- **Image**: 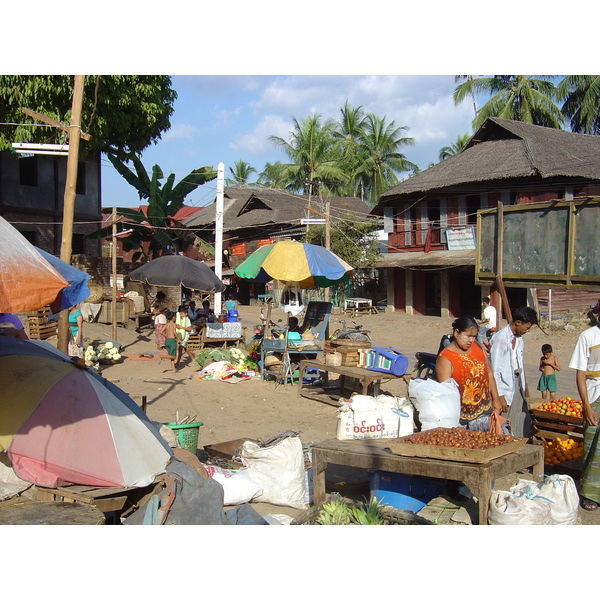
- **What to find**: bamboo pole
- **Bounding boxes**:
[57,76,85,354]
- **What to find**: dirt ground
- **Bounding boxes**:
[45,303,600,525]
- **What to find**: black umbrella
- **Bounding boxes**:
[128,255,225,292]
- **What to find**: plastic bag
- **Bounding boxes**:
[203,464,263,506]
[408,378,461,430]
[240,435,307,510]
[336,394,414,440]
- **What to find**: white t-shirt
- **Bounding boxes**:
[483,305,497,328]
[569,325,600,377]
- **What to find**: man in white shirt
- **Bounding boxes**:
[569,324,600,510]
[477,297,497,347]
[489,306,538,438]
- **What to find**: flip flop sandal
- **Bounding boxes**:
[580,497,599,511]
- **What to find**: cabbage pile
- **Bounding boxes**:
[85,341,122,365]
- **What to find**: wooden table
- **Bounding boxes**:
[310,438,544,525]
[298,359,407,396]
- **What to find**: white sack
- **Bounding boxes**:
[336,394,414,440]
[240,436,307,510]
[203,464,263,506]
[408,378,461,430]
[488,489,552,525]
[536,474,580,525]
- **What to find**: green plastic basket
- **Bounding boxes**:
[165,422,203,454]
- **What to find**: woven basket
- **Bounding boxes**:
[86,281,104,304]
[165,422,203,454]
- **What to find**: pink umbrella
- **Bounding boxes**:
[0,336,173,488]
[0,216,69,313]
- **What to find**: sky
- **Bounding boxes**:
[11,3,589,215]
[100,74,478,208]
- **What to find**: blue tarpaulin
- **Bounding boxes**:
[35,247,91,312]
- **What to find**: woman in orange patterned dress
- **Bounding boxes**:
[436,316,505,431]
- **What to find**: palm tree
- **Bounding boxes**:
[454,76,565,130]
[439,133,471,161]
[256,161,289,189]
[331,101,368,198]
[355,113,417,205]
[557,75,600,134]
[226,159,257,187]
[454,76,478,117]
[268,114,348,196]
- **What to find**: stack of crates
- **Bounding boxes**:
[26,307,57,340]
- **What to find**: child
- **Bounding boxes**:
[537,343,561,400]
[153,303,167,350]
[175,305,196,367]
[162,311,179,373]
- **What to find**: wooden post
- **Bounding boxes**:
[57,75,85,354]
[495,275,512,324]
[324,200,331,303]
[495,201,505,323]
[111,206,118,341]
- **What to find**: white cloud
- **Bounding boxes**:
[161,123,200,142]
[229,114,291,158]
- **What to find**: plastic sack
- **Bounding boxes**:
[502,475,579,525]
[203,464,263,506]
[240,436,307,510]
[336,394,414,440]
[488,488,552,525]
[408,378,461,430]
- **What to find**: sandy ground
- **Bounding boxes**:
[44,303,600,525]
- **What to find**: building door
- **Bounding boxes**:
[424,272,441,316]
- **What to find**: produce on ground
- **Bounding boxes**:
[542,437,584,465]
[536,397,583,419]
[404,428,518,449]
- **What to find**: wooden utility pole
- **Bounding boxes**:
[111,206,118,341]
[57,76,86,354]
[324,200,331,302]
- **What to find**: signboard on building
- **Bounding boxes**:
[445,226,476,250]
[258,238,275,247]
[476,199,600,289]
[231,242,246,257]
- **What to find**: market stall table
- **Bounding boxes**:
[187,321,245,352]
[310,438,544,525]
[297,359,409,398]
[343,297,378,317]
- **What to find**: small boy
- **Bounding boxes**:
[537,343,561,400]
[161,310,179,373]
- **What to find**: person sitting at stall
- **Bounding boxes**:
[435,315,505,432]
[154,291,167,313]
[0,313,28,340]
[288,316,304,334]
[187,301,200,321]
[201,300,214,317]
[224,295,237,311]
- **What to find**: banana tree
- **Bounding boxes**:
[89,153,217,261]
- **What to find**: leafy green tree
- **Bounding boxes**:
[268,114,348,196]
[302,211,381,268]
[454,75,478,117]
[454,75,564,130]
[88,154,217,260]
[355,114,416,205]
[558,75,600,134]
[331,102,368,198]
[256,161,289,188]
[226,159,257,187]
[439,133,470,160]
[0,75,177,158]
